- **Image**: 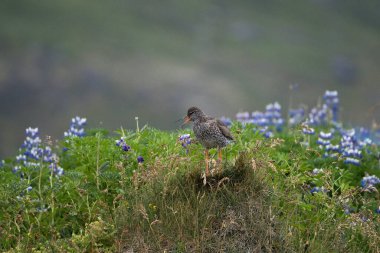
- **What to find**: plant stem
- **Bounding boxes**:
[135,116,140,133]
[96,132,101,190]
[50,163,55,226]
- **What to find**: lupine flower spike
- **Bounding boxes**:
[116,137,131,152]
[179,134,192,154]
[64,116,87,137]
[137,156,144,163]
[361,174,380,192]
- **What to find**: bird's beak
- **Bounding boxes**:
[181,116,191,127]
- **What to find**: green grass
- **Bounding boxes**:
[0,123,379,252]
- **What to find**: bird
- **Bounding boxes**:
[182,106,234,176]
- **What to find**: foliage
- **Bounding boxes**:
[0,116,379,252]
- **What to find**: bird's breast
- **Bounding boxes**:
[193,122,228,149]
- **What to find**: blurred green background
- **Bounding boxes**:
[1,0,380,157]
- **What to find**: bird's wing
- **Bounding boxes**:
[216,119,234,140]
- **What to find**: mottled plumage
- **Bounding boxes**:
[183,106,234,176]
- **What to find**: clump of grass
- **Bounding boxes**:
[115,150,285,252]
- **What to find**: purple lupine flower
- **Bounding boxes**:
[64,116,87,137]
[43,146,55,163]
[375,207,380,214]
[289,108,305,126]
[258,126,274,138]
[16,155,27,162]
[323,90,339,122]
[264,130,274,138]
[344,157,360,166]
[236,111,251,125]
[252,111,268,126]
[264,102,284,128]
[310,186,325,194]
[361,175,380,189]
[137,156,144,163]
[18,127,65,177]
[24,162,40,168]
[358,138,372,148]
[26,127,39,138]
[122,144,131,152]
[302,127,315,135]
[179,134,192,154]
[342,148,362,158]
[22,127,42,160]
[220,116,232,127]
[308,104,329,126]
[341,128,355,137]
[49,163,64,176]
[319,131,333,140]
[116,137,131,152]
[179,134,191,142]
[317,138,331,146]
[13,166,21,173]
[325,144,340,152]
[340,135,354,150]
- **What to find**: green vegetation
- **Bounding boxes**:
[1,122,379,252]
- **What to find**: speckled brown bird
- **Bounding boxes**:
[183,106,234,176]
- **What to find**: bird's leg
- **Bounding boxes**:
[217,147,223,171]
[205,149,210,176]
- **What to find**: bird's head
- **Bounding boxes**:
[182,106,205,125]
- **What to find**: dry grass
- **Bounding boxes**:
[115,152,286,252]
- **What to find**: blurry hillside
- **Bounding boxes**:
[1,0,380,157]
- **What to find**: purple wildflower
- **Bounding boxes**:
[342,148,362,158]
[264,130,274,138]
[137,156,144,163]
[323,90,339,122]
[236,112,251,125]
[14,127,64,178]
[317,138,331,146]
[325,144,340,152]
[308,104,329,126]
[64,116,86,137]
[302,127,315,135]
[264,102,284,128]
[361,175,380,189]
[179,134,192,154]
[220,116,232,127]
[319,131,333,140]
[310,186,325,194]
[49,163,64,176]
[289,108,305,126]
[116,137,131,152]
[344,157,360,166]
